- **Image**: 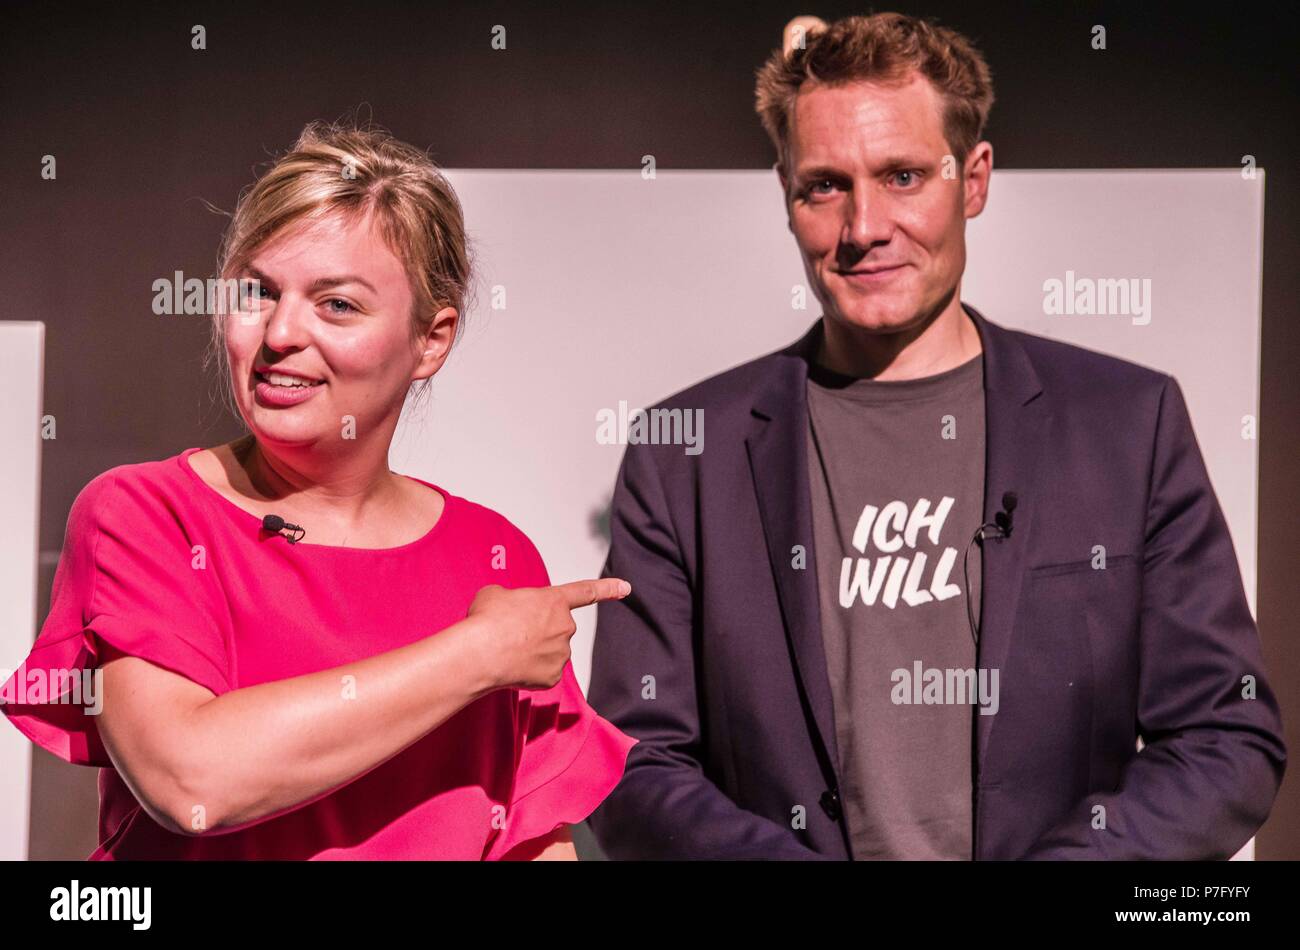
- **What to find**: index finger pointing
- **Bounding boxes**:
[554,578,632,609]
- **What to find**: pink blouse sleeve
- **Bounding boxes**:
[483,524,636,860]
[1,471,231,767]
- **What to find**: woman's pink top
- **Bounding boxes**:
[1,447,635,859]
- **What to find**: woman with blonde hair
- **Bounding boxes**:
[1,121,635,860]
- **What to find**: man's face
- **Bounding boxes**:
[780,71,991,335]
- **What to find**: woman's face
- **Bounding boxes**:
[225,209,454,452]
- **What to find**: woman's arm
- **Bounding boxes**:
[95,579,629,837]
[528,825,577,861]
[492,824,576,860]
[97,614,495,836]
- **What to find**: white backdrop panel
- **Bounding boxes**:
[393,169,1262,697]
[0,322,45,861]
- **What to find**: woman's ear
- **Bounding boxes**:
[413,306,459,381]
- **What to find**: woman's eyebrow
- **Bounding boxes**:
[241,266,276,289]
[307,275,379,294]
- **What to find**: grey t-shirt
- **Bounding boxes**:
[805,352,985,860]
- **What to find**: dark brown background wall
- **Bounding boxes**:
[2,0,1295,859]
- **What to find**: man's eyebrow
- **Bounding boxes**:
[792,165,849,182]
[793,156,935,180]
[873,154,933,168]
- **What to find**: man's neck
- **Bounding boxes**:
[816,295,982,381]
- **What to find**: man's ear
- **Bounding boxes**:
[962,141,994,219]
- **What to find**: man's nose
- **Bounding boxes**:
[839,190,892,255]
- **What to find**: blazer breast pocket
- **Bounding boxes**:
[1021,553,1142,719]
[1023,554,1143,645]
[1027,553,1138,578]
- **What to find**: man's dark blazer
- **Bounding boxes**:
[586,304,1286,860]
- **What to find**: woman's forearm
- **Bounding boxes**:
[176,614,500,833]
[98,578,618,839]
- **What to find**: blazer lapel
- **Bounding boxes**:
[745,320,843,783]
[964,304,1050,773]
[744,308,1049,792]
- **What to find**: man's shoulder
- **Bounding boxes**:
[634,316,1181,431]
[643,319,1177,410]
[996,322,1174,401]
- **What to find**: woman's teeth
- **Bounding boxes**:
[260,372,323,388]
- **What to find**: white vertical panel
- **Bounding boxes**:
[0,322,44,861]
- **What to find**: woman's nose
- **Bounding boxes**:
[262,294,312,351]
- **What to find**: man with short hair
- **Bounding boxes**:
[586,12,1285,859]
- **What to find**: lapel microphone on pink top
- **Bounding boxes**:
[262,514,306,544]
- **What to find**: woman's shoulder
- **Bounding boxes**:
[446,493,529,538]
[68,446,212,541]
[425,488,550,583]
[45,449,224,630]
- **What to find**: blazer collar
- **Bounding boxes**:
[753,303,1043,418]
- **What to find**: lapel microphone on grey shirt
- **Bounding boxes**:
[993,492,1018,538]
[262,514,306,544]
[964,492,1019,646]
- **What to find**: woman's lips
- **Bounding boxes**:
[253,373,325,408]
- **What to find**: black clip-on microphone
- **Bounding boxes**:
[262,514,306,544]
[964,492,1018,646]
